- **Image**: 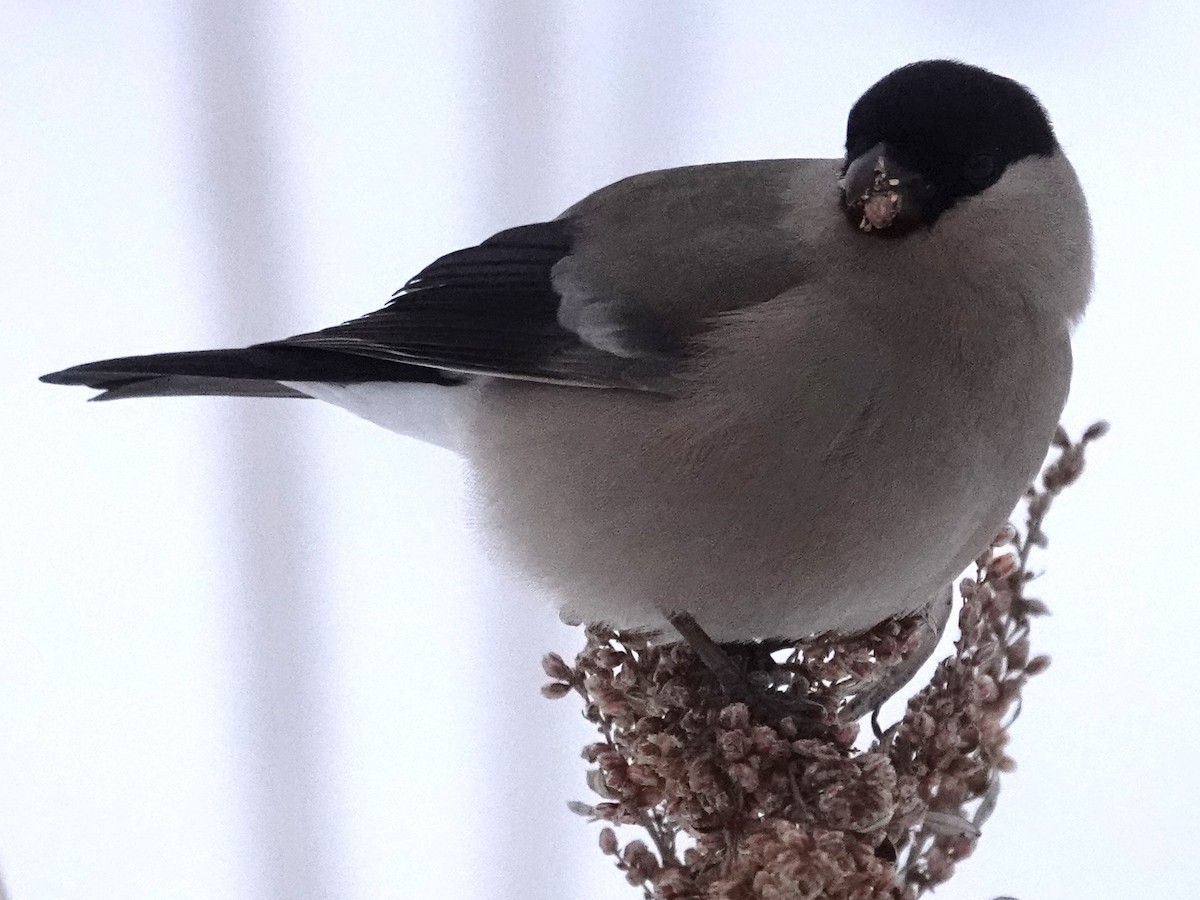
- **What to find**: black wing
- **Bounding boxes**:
[269,221,670,389]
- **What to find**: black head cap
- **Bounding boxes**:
[843,61,1057,224]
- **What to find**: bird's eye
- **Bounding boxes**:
[964,153,999,186]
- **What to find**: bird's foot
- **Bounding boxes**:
[665,611,832,737]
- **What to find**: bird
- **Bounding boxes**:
[42,60,1092,663]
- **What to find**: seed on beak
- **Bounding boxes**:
[856,157,902,231]
[862,191,901,230]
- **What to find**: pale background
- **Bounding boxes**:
[2,1,1196,898]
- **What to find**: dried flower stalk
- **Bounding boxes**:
[544,422,1107,899]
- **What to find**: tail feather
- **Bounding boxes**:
[40,346,460,400]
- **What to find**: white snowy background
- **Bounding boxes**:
[2,2,1196,897]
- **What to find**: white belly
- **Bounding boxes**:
[282,380,472,451]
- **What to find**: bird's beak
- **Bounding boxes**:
[839,142,931,235]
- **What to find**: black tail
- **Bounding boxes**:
[40,345,460,401]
